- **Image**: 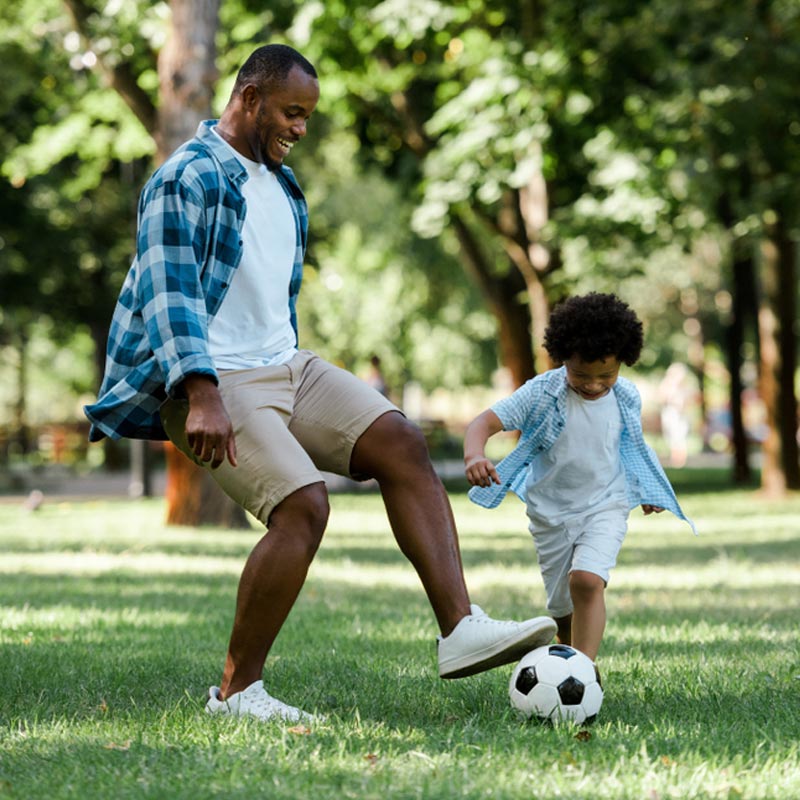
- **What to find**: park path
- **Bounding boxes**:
[0,453,731,505]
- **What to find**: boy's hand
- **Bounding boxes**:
[641,504,664,515]
[465,455,500,487]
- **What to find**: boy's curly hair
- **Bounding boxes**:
[544,293,643,366]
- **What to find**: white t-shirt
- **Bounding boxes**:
[525,388,627,527]
[208,130,298,370]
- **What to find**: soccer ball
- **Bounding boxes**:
[509,644,603,724]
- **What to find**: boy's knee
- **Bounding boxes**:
[569,569,605,599]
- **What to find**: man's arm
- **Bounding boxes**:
[182,374,238,469]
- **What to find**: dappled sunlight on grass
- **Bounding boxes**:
[2,488,800,798]
[0,605,193,633]
[0,551,247,575]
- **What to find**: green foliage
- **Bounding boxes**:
[0,320,96,427]
[1,489,800,798]
[295,129,497,391]
[0,0,157,390]
[1,0,798,430]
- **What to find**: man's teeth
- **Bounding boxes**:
[277,138,294,152]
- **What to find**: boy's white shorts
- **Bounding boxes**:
[528,504,629,618]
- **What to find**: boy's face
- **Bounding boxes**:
[564,355,621,400]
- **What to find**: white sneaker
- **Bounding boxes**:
[205,680,316,723]
[437,604,557,679]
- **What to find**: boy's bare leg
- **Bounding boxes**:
[554,614,572,647]
[568,570,606,661]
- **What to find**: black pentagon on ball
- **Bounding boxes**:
[556,675,585,705]
[548,644,578,660]
[515,666,539,695]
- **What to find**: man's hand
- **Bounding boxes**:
[464,455,500,488]
[182,374,238,469]
[641,504,664,515]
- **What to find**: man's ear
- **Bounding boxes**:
[240,84,261,112]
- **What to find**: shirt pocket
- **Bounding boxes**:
[605,420,624,451]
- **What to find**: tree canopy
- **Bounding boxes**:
[1,0,798,489]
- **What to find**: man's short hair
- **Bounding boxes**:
[233,44,317,95]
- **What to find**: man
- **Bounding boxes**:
[85,44,556,722]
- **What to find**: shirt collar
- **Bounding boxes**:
[195,120,305,201]
[195,120,248,188]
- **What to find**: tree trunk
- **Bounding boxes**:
[12,322,30,454]
[757,214,799,495]
[518,165,554,373]
[451,213,535,387]
[773,215,799,488]
[726,255,750,483]
[164,443,252,528]
[716,180,758,484]
[156,0,221,160]
[157,0,248,528]
[757,301,784,496]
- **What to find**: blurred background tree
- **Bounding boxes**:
[1,0,797,511]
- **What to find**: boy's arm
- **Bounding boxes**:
[464,409,504,487]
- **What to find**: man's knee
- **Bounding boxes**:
[371,412,430,464]
[269,483,330,549]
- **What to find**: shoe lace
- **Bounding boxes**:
[251,688,306,719]
[470,611,517,627]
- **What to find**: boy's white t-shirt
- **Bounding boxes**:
[207,130,298,370]
[525,387,627,528]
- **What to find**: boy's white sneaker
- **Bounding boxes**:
[437,604,557,679]
[205,680,316,723]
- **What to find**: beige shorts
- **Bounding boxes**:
[160,350,398,525]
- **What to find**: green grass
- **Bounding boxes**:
[1,481,799,799]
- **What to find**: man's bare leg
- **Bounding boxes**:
[219,482,329,699]
[350,411,471,636]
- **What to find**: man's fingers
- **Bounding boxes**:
[226,437,238,468]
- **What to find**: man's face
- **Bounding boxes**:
[564,355,621,400]
[248,65,319,171]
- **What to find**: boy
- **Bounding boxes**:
[464,293,695,663]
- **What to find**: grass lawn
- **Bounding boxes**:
[1,475,799,799]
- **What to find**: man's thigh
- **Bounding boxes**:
[161,364,323,525]
[288,351,398,478]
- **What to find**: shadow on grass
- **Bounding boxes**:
[3,531,798,573]
[2,566,797,733]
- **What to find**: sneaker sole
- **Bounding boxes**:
[439,617,558,679]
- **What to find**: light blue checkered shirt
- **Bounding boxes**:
[469,367,697,534]
[84,121,309,442]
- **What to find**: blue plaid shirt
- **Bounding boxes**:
[469,367,696,534]
[84,120,309,441]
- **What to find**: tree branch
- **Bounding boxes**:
[62,0,158,136]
